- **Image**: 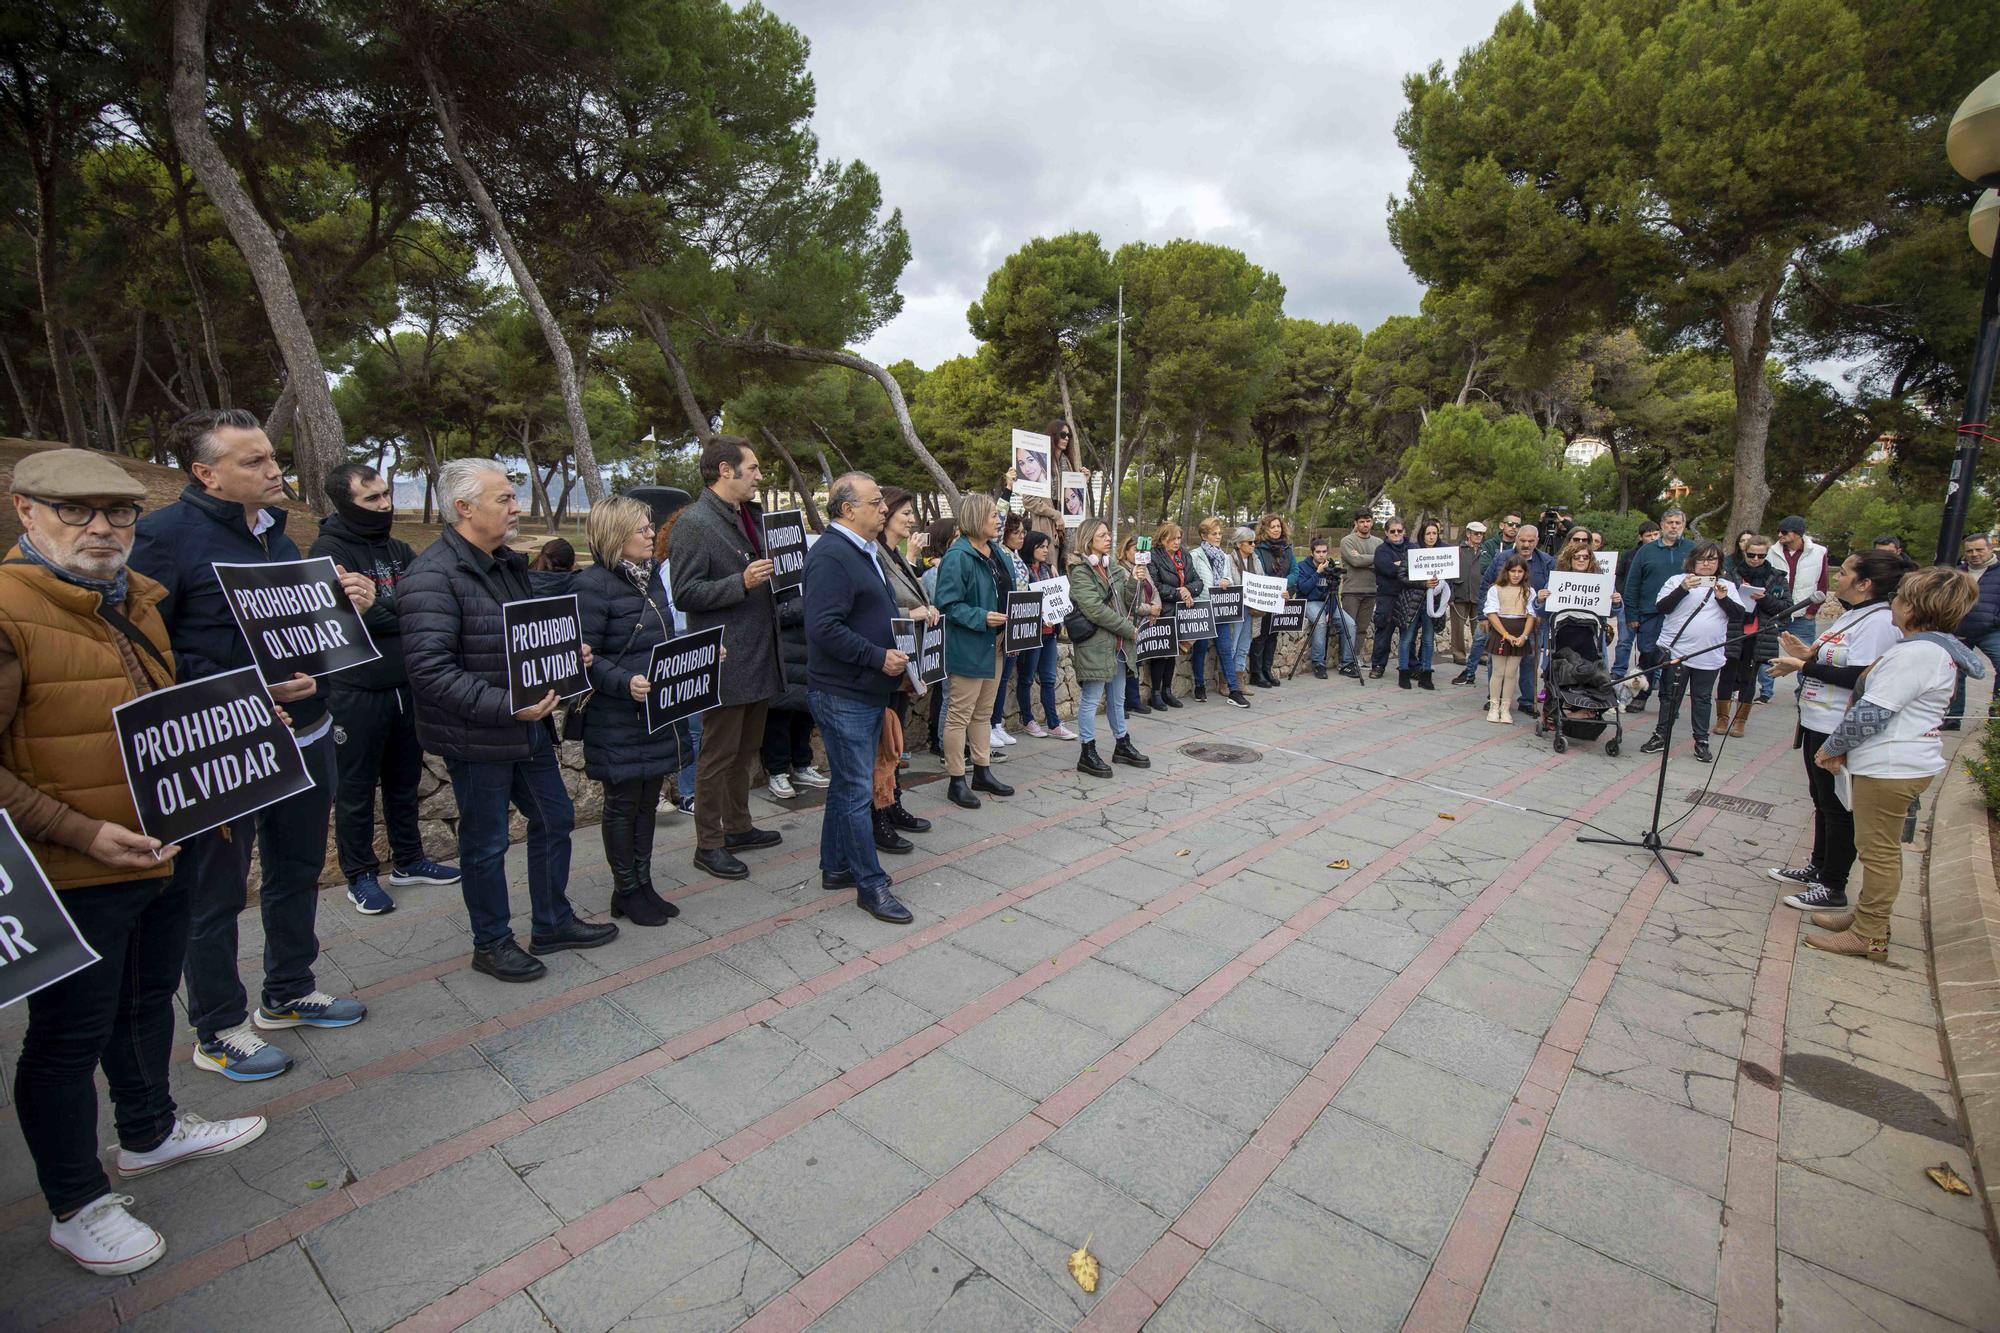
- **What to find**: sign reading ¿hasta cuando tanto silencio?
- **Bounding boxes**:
[0,809,104,1011]
[760,509,808,592]
[644,625,724,732]
[214,557,381,685]
[113,666,316,845]
[502,594,590,713]
[1005,590,1045,655]
[1241,573,1287,615]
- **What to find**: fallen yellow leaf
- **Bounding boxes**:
[1326,859,1351,870]
[1437,812,1457,821]
[1068,1235,1100,1293]
[1174,848,1191,857]
[1927,1163,1973,1196]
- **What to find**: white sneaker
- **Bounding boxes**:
[791,765,830,789]
[49,1194,164,1276]
[990,725,1016,747]
[767,773,796,800]
[117,1113,268,1179]
[1049,723,1078,740]
[1024,720,1049,738]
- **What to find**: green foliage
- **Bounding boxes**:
[1388,404,1574,523]
[1963,714,2000,818]
[1807,478,1994,563]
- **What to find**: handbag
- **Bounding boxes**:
[1063,608,1098,644]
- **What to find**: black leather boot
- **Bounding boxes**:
[971,765,1013,797]
[1077,740,1113,778]
[948,775,980,809]
[1419,671,1435,691]
[1147,688,1168,710]
[886,797,930,833]
[1398,670,1412,689]
[872,807,913,854]
[1113,735,1151,768]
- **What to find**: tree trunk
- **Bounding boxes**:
[1053,365,1103,478]
[169,0,343,506]
[1717,279,1782,538]
[263,376,296,452]
[422,57,605,505]
[30,164,90,448]
[1180,430,1200,532]
[0,339,39,438]
[760,428,825,532]
[1286,438,1313,515]
[631,301,717,444]
[1259,434,1273,512]
[78,333,121,454]
[120,315,147,445]
[168,156,231,406]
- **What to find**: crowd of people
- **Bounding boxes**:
[5,407,1991,1278]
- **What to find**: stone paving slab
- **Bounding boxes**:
[5,674,2000,1331]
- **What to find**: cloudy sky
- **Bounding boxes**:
[767,0,1517,370]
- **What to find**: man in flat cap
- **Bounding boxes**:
[1,449,266,1275]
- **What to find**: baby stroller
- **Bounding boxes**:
[1536,608,1623,756]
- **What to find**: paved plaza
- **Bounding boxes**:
[4,672,1998,1332]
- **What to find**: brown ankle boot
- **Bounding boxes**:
[1804,926,1887,960]
[1728,701,1749,738]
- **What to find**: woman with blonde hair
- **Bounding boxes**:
[1068,518,1151,776]
[933,492,1014,809]
[575,497,687,925]
[1144,520,1204,708]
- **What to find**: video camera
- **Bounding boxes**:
[1537,506,1574,554]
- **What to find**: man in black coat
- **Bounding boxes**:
[130,409,377,1082]
[805,472,913,924]
[308,462,458,917]
[398,458,616,983]
[669,439,784,880]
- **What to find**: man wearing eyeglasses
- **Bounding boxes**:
[1,449,269,1275]
[130,409,377,1083]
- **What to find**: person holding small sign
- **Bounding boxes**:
[131,410,375,1081]
[3,449,269,1275]
[871,488,937,851]
[1145,522,1204,708]
[1250,515,1296,688]
[1637,541,1748,764]
[1067,519,1152,777]
[401,459,617,982]
[575,498,691,927]
[1015,531,1075,737]
[934,493,1016,809]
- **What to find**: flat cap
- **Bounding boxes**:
[11,449,147,501]
[1777,515,1808,535]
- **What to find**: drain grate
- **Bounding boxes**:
[1687,791,1776,818]
[1179,740,1262,765]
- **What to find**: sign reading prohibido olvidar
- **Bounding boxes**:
[502,594,589,712]
[113,666,315,845]
[214,557,381,684]
[1005,590,1045,655]
[0,810,104,1010]
[645,626,725,732]
[1136,616,1179,661]
[760,509,808,592]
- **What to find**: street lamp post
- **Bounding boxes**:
[1936,70,2000,565]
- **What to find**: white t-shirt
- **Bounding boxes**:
[1798,603,1901,733]
[1847,638,1956,779]
[1482,584,1534,617]
[1655,575,1746,671]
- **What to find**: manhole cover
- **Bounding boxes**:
[1686,792,1776,818]
[1179,741,1261,764]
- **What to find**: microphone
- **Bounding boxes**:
[1768,590,1826,620]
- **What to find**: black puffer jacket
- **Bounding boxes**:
[398,527,549,763]
[771,589,810,713]
[574,562,690,783]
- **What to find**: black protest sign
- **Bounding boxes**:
[1136,616,1179,661]
[215,558,381,685]
[1209,588,1245,624]
[114,666,316,845]
[644,625,724,732]
[1270,600,1306,633]
[1175,602,1216,642]
[892,618,918,657]
[761,509,808,592]
[0,810,103,1010]
[918,619,946,684]
[502,595,589,713]
[1005,591,1045,655]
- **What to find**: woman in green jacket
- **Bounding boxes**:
[1067,518,1153,778]
[933,492,1014,808]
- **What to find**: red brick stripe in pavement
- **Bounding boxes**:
[381,722,1556,1332]
[49,691,1457,1329]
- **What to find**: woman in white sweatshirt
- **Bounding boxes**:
[1638,541,1748,764]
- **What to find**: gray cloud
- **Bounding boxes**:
[769,0,1516,368]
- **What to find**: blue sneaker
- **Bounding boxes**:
[388,857,460,886]
[254,991,368,1030]
[347,873,396,915]
[192,1023,293,1082]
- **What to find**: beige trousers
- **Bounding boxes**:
[942,646,1003,776]
[1849,771,1933,940]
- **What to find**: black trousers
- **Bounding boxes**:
[1653,663,1717,743]
[1370,601,1396,670]
[1716,655,1758,704]
[1254,627,1280,679]
[600,776,666,891]
[1148,657,1177,692]
[760,706,816,774]
[15,876,185,1216]
[329,684,426,880]
[1801,727,1857,891]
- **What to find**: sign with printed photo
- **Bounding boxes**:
[1060,471,1089,527]
[214,557,381,685]
[1010,428,1052,498]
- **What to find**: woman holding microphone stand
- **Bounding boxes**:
[1637,542,1747,764]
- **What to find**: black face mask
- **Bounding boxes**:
[334,493,394,538]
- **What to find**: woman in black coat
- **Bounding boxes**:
[759,589,824,798]
[575,498,690,926]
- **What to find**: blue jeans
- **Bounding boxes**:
[1465,622,1488,677]
[1017,639,1059,724]
[1189,635,1212,689]
[1232,618,1254,681]
[992,653,1017,726]
[445,729,577,949]
[1398,614,1436,672]
[1518,622,1545,709]
[1755,663,1774,702]
[1079,659,1130,744]
[676,712,703,802]
[1949,629,2000,722]
[1212,621,1241,690]
[808,690,889,892]
[1302,599,1350,668]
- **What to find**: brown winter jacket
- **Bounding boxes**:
[0,549,176,888]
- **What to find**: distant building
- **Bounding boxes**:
[1661,477,1690,502]
[1564,436,1608,467]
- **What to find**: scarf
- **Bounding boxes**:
[19,532,128,606]
[332,495,395,539]
[618,558,655,593]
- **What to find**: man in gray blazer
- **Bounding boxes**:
[670,440,785,880]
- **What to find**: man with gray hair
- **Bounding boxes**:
[399,458,617,983]
[132,409,377,1082]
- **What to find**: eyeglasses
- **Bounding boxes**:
[1745,552,1767,561]
[1387,528,1405,536]
[30,497,142,528]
